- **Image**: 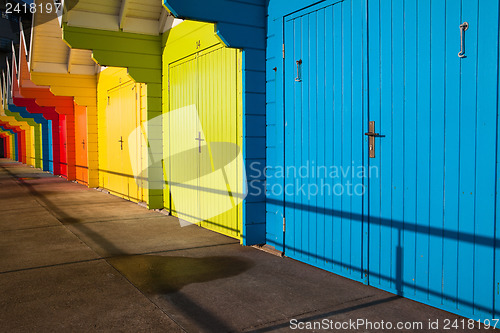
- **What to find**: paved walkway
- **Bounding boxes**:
[0,159,489,332]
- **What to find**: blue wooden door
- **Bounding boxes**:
[283,0,366,282]
[367,0,499,320]
[282,0,499,320]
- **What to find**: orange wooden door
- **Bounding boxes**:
[75,104,88,185]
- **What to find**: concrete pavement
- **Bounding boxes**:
[0,159,491,332]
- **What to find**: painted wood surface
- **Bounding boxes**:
[267,0,500,321]
[163,22,243,239]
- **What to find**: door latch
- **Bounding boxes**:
[365,121,385,158]
[458,22,469,58]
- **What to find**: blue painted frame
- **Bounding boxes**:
[8,104,51,172]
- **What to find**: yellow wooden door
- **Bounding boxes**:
[197,47,242,239]
[104,80,142,201]
[167,45,243,239]
[105,86,124,196]
[167,54,201,223]
[30,127,36,167]
[121,82,141,202]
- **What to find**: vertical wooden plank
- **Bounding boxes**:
[341,0,353,276]
[473,0,498,318]
[324,5,334,271]
[332,3,343,273]
[124,83,132,200]
[443,0,461,310]
[308,11,318,264]
[403,0,418,297]
[130,82,141,201]
[301,14,310,262]
[316,8,326,266]
[415,0,431,301]
[391,0,405,295]
[379,0,393,290]
[368,0,381,286]
[284,18,296,256]
[265,14,283,250]
[457,0,478,316]
[351,0,365,280]
[292,17,303,258]
[428,0,446,306]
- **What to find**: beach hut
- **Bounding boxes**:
[14,30,77,180]
[10,51,61,175]
[29,2,99,186]
[163,0,267,244]
[61,0,171,208]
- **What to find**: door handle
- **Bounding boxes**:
[295,60,302,82]
[364,132,384,137]
[458,22,469,58]
[118,136,124,151]
[365,121,384,158]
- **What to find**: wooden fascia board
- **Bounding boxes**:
[62,23,162,83]
[4,109,38,127]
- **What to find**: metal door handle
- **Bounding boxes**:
[295,60,302,82]
[366,121,384,158]
[458,22,469,58]
[364,132,385,137]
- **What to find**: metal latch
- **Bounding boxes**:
[458,22,469,58]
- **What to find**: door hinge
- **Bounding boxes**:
[282,44,285,59]
[283,217,286,232]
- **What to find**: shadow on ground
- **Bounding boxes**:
[1,160,491,333]
[109,255,254,294]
